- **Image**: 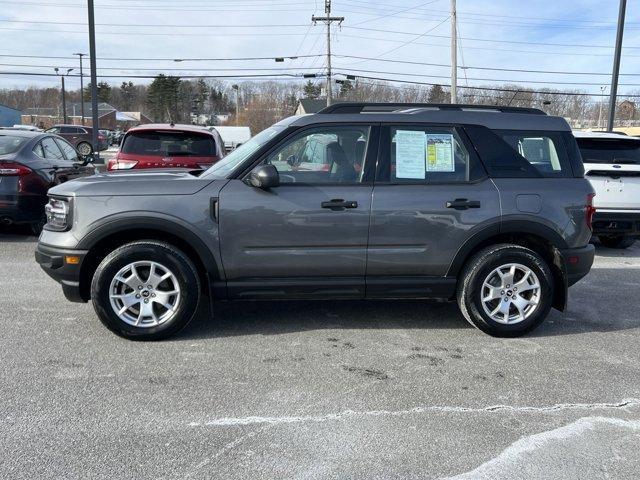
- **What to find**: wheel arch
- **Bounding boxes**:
[77,217,222,302]
[448,220,569,311]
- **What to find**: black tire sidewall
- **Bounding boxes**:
[463,247,553,337]
[91,242,199,340]
[598,235,635,249]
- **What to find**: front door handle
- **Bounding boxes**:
[321,199,358,210]
[446,198,481,210]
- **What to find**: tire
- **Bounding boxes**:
[456,244,554,337]
[90,241,200,340]
[77,141,93,157]
[598,235,636,249]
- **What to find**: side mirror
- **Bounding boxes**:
[247,164,279,189]
[76,152,95,166]
[286,154,299,167]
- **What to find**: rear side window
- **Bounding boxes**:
[40,137,65,160]
[60,126,79,134]
[495,130,572,177]
[576,138,640,164]
[121,131,217,157]
[381,125,484,183]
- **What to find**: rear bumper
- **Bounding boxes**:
[35,243,89,303]
[560,244,595,287]
[592,211,640,236]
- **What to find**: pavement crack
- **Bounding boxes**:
[189,398,640,427]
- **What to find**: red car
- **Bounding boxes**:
[107,124,224,171]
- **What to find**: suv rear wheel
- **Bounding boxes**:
[91,241,200,340]
[77,141,93,157]
[598,235,636,249]
[457,244,553,337]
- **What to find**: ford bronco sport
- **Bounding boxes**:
[36,103,595,340]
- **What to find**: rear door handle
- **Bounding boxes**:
[446,198,481,210]
[321,199,358,210]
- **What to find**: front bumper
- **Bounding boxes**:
[35,243,89,303]
[592,211,640,237]
[560,244,595,287]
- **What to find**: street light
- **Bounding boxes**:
[74,53,87,125]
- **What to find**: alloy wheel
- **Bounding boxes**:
[480,263,541,324]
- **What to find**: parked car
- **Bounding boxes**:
[1,130,95,234]
[107,124,224,171]
[574,131,640,249]
[36,103,595,340]
[45,125,109,156]
[112,129,125,146]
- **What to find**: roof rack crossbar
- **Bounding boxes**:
[317,102,546,115]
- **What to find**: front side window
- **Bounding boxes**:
[46,127,60,134]
[263,126,371,184]
[388,126,471,183]
[55,138,79,161]
[497,130,570,176]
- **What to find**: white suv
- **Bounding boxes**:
[574,131,640,249]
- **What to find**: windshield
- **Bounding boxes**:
[0,135,28,155]
[201,125,285,178]
[121,131,217,157]
[576,138,640,164]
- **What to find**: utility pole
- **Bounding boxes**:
[232,84,240,125]
[55,68,73,123]
[608,0,627,132]
[450,0,457,104]
[74,53,86,125]
[87,0,100,160]
[312,0,344,107]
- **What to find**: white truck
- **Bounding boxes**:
[208,126,251,153]
[574,131,640,249]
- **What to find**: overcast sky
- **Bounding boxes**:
[2,0,640,101]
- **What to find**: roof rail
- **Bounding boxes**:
[317,102,547,115]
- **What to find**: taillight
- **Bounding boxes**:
[0,162,32,176]
[108,159,138,170]
[586,193,596,231]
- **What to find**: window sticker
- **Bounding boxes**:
[395,130,426,179]
[426,134,455,172]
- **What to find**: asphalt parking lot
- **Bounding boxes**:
[1,232,639,479]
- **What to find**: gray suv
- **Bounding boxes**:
[36,103,595,340]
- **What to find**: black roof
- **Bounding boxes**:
[291,102,569,132]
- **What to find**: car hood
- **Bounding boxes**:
[48,169,218,197]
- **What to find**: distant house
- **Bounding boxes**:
[295,99,330,115]
[619,100,637,120]
[0,103,22,127]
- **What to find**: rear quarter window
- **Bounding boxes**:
[121,131,218,157]
[495,130,572,177]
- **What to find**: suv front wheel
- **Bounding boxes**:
[91,241,200,340]
[457,244,554,337]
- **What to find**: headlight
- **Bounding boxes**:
[44,196,71,231]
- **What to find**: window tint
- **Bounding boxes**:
[496,130,571,176]
[121,131,217,157]
[388,126,472,183]
[263,126,371,184]
[40,137,64,160]
[576,138,640,165]
[55,138,79,161]
[60,126,78,134]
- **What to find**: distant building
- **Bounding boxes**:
[618,100,637,121]
[22,103,152,130]
[0,103,22,127]
[295,99,330,115]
